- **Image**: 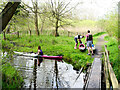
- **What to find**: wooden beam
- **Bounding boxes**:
[85,58,101,89]
[103,52,110,89]
[105,45,118,88]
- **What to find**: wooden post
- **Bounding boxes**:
[3,32,6,40]
[108,51,110,55]
[29,30,31,36]
[17,31,19,38]
[68,31,70,37]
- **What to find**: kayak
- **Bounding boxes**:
[14,51,63,60]
[79,44,86,51]
[34,55,63,60]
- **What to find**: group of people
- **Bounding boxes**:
[74,30,94,55]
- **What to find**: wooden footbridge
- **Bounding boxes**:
[84,45,119,89]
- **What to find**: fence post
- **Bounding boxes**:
[29,30,31,36]
[3,31,6,40]
[68,31,70,37]
[17,31,19,38]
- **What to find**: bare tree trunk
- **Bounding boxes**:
[55,19,59,37]
[0,2,20,33]
[34,0,39,36]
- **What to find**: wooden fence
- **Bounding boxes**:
[103,45,118,89]
[17,30,86,37]
[4,30,87,38]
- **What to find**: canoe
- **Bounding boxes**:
[34,55,63,60]
[14,51,63,60]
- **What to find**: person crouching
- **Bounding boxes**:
[74,35,84,49]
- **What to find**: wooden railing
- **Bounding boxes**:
[103,45,118,89]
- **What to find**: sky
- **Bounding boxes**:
[21,0,120,20]
[70,0,120,20]
[2,0,119,20]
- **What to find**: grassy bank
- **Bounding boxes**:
[104,35,120,81]
[1,62,24,88]
[1,35,24,88]
[1,52,24,88]
[2,32,105,70]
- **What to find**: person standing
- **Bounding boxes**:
[85,30,94,55]
[74,35,84,49]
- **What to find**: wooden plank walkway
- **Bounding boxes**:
[85,58,101,89]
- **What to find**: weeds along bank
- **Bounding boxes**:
[104,35,120,82]
[2,32,105,70]
[1,51,24,88]
[1,35,23,89]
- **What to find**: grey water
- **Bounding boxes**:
[3,52,85,88]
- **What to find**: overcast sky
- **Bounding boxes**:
[20,0,120,20]
[70,0,119,20]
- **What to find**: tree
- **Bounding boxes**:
[7,3,30,34]
[0,2,21,33]
[22,0,40,36]
[38,4,48,34]
[45,0,77,37]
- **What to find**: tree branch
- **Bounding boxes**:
[22,2,35,13]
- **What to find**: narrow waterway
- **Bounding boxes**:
[3,52,85,88]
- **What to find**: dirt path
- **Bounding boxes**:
[94,34,108,58]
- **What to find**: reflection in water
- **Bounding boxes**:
[54,60,58,89]
[12,54,85,88]
[38,58,43,66]
[33,59,37,90]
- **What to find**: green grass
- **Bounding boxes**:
[72,19,97,27]
[93,32,106,37]
[104,35,120,81]
[1,37,24,88]
[1,59,24,88]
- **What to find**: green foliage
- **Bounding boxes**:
[1,61,24,88]
[73,19,97,27]
[97,11,118,38]
[2,40,14,52]
[104,36,119,81]
[93,32,106,37]
[1,40,24,88]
